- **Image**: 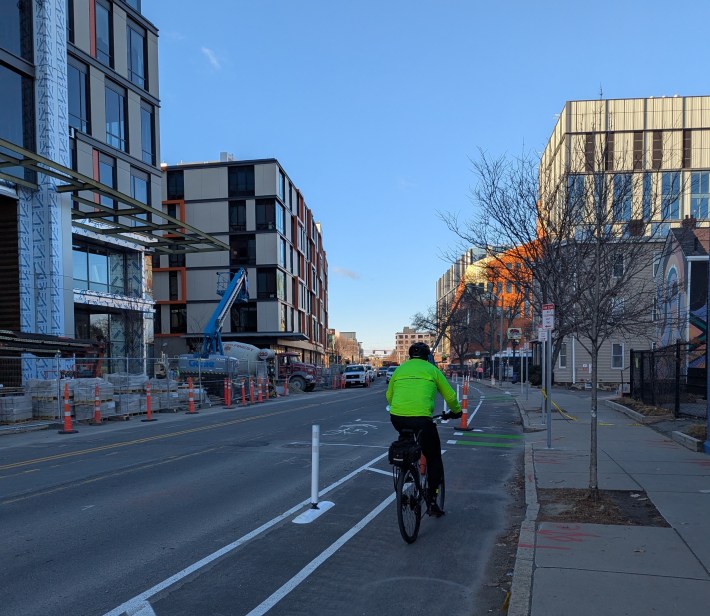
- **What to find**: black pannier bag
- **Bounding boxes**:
[388,438,422,467]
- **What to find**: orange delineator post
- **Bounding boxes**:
[142,382,157,422]
[249,378,255,404]
[58,382,78,434]
[257,376,263,403]
[283,379,288,396]
[458,378,473,431]
[224,378,232,409]
[186,377,198,414]
[91,382,102,425]
[241,379,247,406]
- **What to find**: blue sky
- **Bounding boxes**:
[143,0,709,352]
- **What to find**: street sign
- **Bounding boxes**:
[542,303,555,330]
[507,327,522,340]
[538,328,548,341]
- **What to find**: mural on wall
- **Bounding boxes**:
[688,260,707,370]
[657,256,685,348]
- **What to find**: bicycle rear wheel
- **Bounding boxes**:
[396,466,422,543]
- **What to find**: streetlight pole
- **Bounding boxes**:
[499,297,504,382]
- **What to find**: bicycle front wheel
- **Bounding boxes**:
[396,466,422,543]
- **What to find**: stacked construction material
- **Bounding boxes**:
[73,378,115,420]
[28,379,74,419]
[177,383,210,407]
[0,395,33,422]
[149,378,179,412]
[106,373,149,416]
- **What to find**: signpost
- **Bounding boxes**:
[541,304,554,449]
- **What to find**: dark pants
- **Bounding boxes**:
[390,415,443,498]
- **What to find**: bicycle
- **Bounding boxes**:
[388,413,452,544]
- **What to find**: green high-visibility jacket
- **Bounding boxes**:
[386,358,462,418]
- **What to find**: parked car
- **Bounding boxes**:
[343,364,370,387]
[365,364,376,381]
[386,365,398,383]
[377,366,388,377]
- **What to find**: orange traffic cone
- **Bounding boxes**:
[58,382,78,434]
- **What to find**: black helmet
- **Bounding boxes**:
[408,342,431,360]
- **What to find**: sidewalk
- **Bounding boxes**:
[495,383,710,616]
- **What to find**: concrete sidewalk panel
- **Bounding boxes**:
[650,491,710,566]
[535,522,709,579]
[531,568,710,616]
[535,471,641,490]
[633,472,710,492]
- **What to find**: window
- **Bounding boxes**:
[68,59,90,132]
[230,235,255,265]
[567,174,585,220]
[130,168,149,225]
[140,102,154,164]
[105,82,127,151]
[0,64,35,179]
[276,204,285,234]
[661,172,681,220]
[166,170,184,200]
[558,343,567,369]
[612,254,624,278]
[642,172,652,220]
[124,0,140,9]
[690,171,709,219]
[169,306,187,334]
[228,166,254,197]
[613,173,632,221]
[257,268,277,299]
[72,243,118,293]
[98,153,116,213]
[652,131,663,170]
[168,271,179,300]
[127,22,146,88]
[584,133,594,172]
[229,201,246,231]
[633,131,643,170]
[683,130,692,169]
[278,238,286,267]
[605,132,614,171]
[611,343,624,369]
[611,297,624,320]
[168,248,185,268]
[255,199,276,230]
[278,171,285,201]
[1,0,33,60]
[95,0,113,66]
[231,303,257,332]
[276,270,285,301]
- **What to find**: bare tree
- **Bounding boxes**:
[444,102,680,498]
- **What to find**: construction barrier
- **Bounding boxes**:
[58,382,77,434]
[458,378,473,431]
[141,382,157,422]
[186,377,198,414]
[90,383,103,425]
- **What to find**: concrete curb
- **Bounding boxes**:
[671,430,705,452]
[603,399,674,424]
[507,399,538,616]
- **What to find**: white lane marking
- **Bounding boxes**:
[466,398,484,428]
[126,601,156,616]
[81,505,95,511]
[447,440,457,445]
[103,451,389,616]
[365,467,390,476]
[292,501,335,524]
[245,493,395,616]
[289,441,388,449]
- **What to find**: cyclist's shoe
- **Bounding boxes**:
[427,502,445,517]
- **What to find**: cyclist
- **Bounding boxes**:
[386,342,462,516]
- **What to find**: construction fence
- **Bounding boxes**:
[0,355,345,424]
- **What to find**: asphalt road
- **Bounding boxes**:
[0,378,523,616]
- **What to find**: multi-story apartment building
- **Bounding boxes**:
[154,156,328,365]
[0,0,212,373]
[540,96,710,385]
[394,327,434,365]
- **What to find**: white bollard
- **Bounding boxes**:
[311,424,320,509]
